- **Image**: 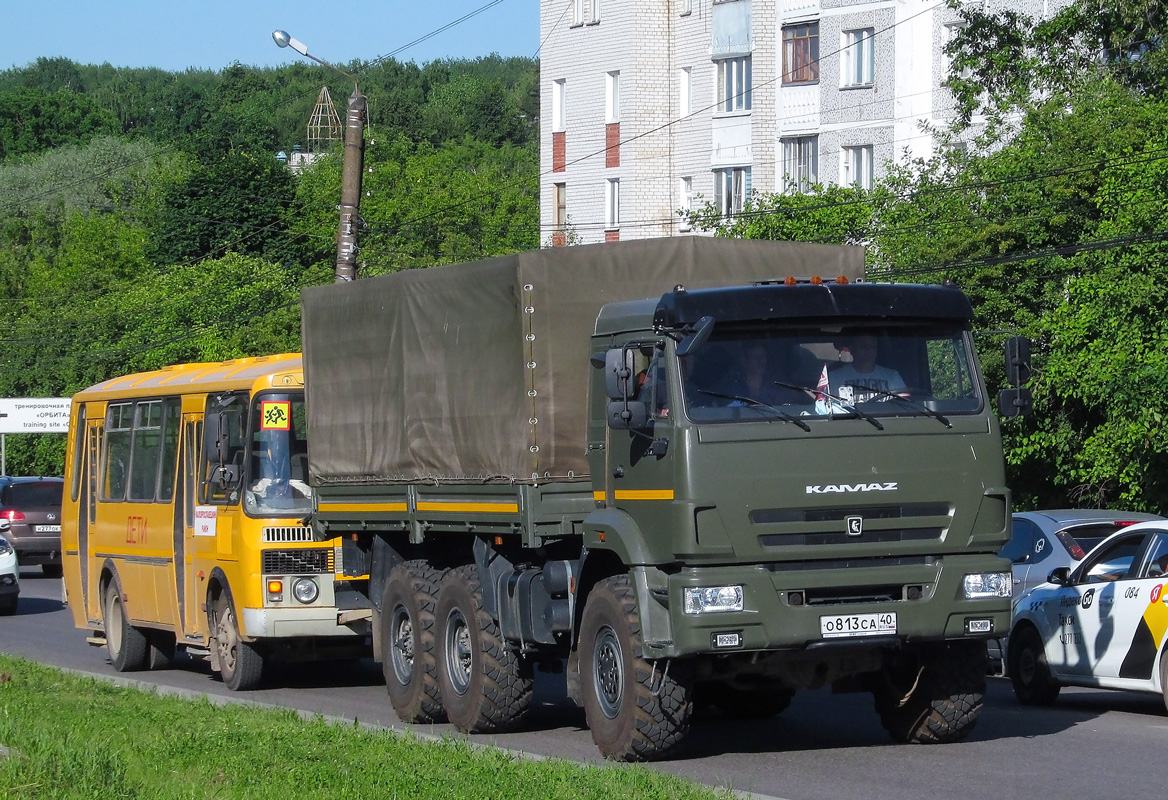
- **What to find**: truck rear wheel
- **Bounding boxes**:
[580,574,693,761]
[435,565,533,733]
[380,560,445,724]
[872,640,985,744]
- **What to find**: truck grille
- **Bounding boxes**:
[759,528,943,547]
[262,548,334,575]
[262,526,313,543]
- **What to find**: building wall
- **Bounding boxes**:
[540,0,1060,246]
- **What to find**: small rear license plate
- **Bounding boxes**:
[34,525,61,533]
[820,612,897,638]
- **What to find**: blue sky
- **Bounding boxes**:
[1,0,540,72]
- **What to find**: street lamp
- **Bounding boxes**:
[273,29,366,283]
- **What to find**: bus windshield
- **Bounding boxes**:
[244,392,312,517]
[680,321,982,423]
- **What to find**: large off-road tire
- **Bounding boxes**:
[380,560,446,724]
[435,565,533,733]
[214,597,264,691]
[1009,625,1061,705]
[104,580,147,672]
[872,640,986,744]
[580,574,693,761]
[699,683,794,719]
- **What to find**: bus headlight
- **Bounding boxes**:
[683,586,743,614]
[962,572,1012,599]
[292,578,320,604]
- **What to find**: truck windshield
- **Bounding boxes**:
[680,322,981,423]
[244,392,312,517]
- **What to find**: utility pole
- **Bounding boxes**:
[273,30,366,282]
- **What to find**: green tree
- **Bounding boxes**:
[0,87,119,160]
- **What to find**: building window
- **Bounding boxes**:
[552,79,566,132]
[782,22,819,84]
[841,28,874,87]
[605,71,620,123]
[679,0,692,15]
[679,177,694,230]
[781,136,818,192]
[842,145,873,190]
[552,183,567,246]
[679,66,692,117]
[573,0,600,25]
[942,22,970,79]
[713,166,750,216]
[716,55,752,112]
[605,178,620,229]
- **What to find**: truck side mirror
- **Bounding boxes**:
[1005,336,1031,387]
[607,400,649,430]
[998,387,1032,418]
[604,348,637,400]
[676,316,714,358]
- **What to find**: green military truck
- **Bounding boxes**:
[301,238,1018,760]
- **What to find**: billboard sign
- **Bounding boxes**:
[0,398,71,434]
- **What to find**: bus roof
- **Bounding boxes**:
[72,353,303,402]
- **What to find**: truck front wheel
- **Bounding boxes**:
[872,640,986,744]
[580,574,693,761]
[380,561,446,724]
[435,565,533,733]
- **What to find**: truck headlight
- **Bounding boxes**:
[962,572,1012,599]
[292,578,320,604]
[683,586,743,614]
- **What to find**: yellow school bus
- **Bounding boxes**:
[61,354,369,689]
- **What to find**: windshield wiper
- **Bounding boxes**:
[843,383,952,428]
[696,390,812,431]
[771,380,884,430]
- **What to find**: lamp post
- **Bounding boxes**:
[273,30,366,283]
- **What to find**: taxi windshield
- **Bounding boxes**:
[680,321,982,423]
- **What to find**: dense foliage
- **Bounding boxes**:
[0,54,539,475]
[689,0,1168,512]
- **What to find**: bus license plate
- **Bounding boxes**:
[820,612,897,638]
[35,525,61,533]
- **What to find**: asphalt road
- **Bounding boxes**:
[4,569,1168,800]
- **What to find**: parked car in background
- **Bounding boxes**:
[0,477,65,578]
[1003,510,1165,598]
[1009,520,1168,709]
[987,509,1165,673]
[0,518,19,615]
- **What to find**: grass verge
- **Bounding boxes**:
[0,653,731,799]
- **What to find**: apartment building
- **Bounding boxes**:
[539,0,1048,246]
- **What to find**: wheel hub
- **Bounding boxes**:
[593,625,623,719]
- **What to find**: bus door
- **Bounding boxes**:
[182,414,206,636]
[81,415,103,620]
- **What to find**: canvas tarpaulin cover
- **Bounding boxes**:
[301,237,863,485]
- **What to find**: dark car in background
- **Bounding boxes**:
[0,477,65,578]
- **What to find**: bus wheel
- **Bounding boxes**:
[436,565,533,733]
[580,574,693,761]
[147,631,177,670]
[214,598,264,691]
[380,560,445,724]
[104,580,147,672]
[873,640,986,744]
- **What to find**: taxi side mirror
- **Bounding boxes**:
[1047,566,1071,586]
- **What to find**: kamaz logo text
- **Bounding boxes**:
[805,482,898,494]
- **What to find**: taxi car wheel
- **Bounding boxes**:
[41,564,63,579]
[380,560,446,724]
[1008,625,1061,705]
[1160,654,1168,714]
[873,640,986,744]
[435,565,533,734]
[580,574,693,761]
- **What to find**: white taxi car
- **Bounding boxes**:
[1009,520,1168,709]
[0,518,19,615]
